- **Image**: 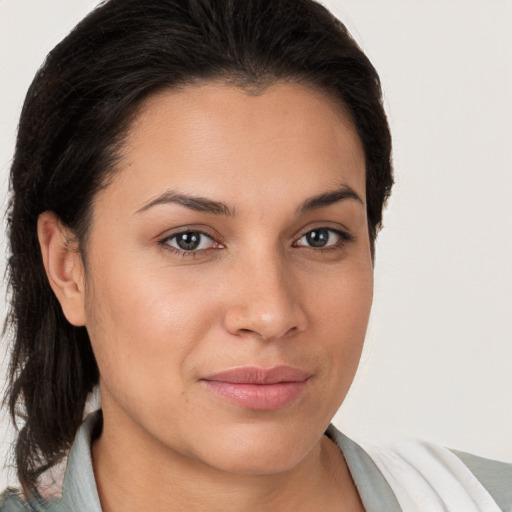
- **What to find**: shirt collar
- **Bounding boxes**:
[326,424,401,512]
[57,410,103,512]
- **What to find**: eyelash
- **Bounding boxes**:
[158,227,353,258]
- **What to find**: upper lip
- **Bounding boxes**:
[202,366,311,384]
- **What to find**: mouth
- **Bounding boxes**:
[200,366,311,410]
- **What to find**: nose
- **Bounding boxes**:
[222,251,308,342]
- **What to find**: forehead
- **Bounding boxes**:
[101,81,366,212]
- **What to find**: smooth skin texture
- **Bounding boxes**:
[38,82,372,511]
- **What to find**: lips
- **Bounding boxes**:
[201,366,311,410]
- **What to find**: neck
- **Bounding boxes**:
[92,409,363,512]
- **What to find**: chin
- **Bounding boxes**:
[208,446,313,476]
[186,420,323,476]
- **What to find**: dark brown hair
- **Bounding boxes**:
[4,0,392,492]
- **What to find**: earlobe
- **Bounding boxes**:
[37,211,87,326]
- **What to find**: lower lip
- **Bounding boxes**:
[201,380,309,410]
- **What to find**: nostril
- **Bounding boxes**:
[234,324,300,342]
[285,326,298,337]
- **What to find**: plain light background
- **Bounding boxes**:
[1,0,511,489]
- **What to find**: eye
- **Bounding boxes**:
[161,231,218,252]
[294,228,350,249]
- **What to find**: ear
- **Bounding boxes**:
[37,211,87,326]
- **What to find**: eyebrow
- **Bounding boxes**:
[135,190,234,216]
[297,185,364,213]
[135,184,363,217]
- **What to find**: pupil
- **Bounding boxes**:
[177,232,200,250]
[307,229,329,247]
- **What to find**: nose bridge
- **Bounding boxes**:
[223,243,306,341]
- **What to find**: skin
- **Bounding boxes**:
[38,82,372,511]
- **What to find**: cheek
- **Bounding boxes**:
[86,245,216,332]
[309,258,373,322]
[82,257,221,401]
[305,262,373,379]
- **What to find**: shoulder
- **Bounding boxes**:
[327,424,512,512]
[367,438,512,512]
[0,488,33,511]
[451,449,512,512]
[0,488,59,512]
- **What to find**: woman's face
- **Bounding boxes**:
[82,82,373,474]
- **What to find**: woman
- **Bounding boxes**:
[1,0,510,511]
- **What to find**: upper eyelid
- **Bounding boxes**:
[294,227,350,244]
[163,229,213,240]
[293,223,351,240]
[160,225,345,237]
[158,226,219,243]
[161,230,217,246]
